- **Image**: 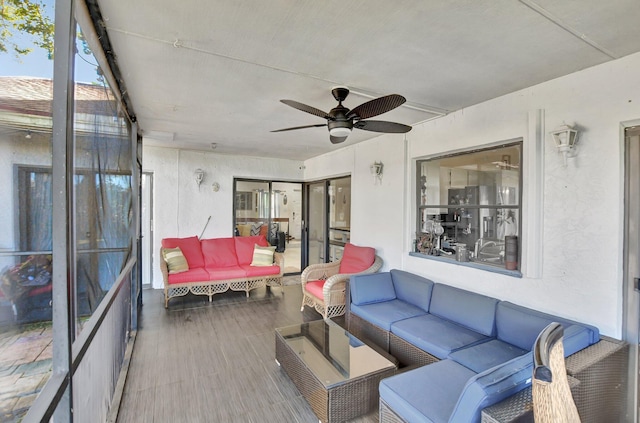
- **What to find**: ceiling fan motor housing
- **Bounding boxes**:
[331,86,350,102]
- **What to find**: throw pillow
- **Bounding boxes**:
[162,247,189,274]
[250,222,262,236]
[250,244,276,266]
[237,224,251,237]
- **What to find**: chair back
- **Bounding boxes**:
[532,322,581,423]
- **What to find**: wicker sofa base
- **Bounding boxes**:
[389,332,439,367]
[377,333,627,423]
[481,337,628,422]
[349,303,628,422]
[164,274,283,307]
[348,312,392,352]
[348,312,438,367]
[380,399,408,423]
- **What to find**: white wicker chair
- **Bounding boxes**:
[300,245,382,320]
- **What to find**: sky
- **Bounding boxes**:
[0,2,102,84]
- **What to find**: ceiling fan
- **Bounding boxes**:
[271,86,412,144]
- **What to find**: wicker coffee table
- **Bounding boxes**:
[275,319,397,423]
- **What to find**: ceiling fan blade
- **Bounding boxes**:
[280,100,332,119]
[330,135,348,144]
[271,123,327,133]
[346,94,406,120]
[354,120,412,133]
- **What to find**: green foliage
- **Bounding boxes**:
[0,0,54,58]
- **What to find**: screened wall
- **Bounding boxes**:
[0,0,140,420]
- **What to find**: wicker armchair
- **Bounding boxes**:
[533,322,581,423]
[300,243,382,320]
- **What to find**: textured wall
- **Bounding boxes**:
[143,147,303,288]
[146,52,640,336]
[305,52,640,337]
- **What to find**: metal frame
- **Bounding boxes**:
[22,0,140,420]
[622,123,640,422]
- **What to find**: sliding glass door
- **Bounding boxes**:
[234,179,302,274]
[303,176,351,268]
[305,181,327,266]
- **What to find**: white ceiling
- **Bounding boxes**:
[96,0,640,161]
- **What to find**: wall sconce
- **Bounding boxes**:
[550,123,579,166]
[370,161,384,184]
[211,182,220,192]
[283,194,288,205]
[194,169,205,189]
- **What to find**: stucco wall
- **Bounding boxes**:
[304,51,640,337]
[143,147,303,289]
[0,132,51,270]
[145,52,640,336]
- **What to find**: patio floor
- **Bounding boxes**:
[0,321,53,422]
[0,274,307,422]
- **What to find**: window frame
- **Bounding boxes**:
[413,141,523,275]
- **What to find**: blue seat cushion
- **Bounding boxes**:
[496,302,600,351]
[390,269,434,312]
[351,300,427,331]
[449,353,534,423]
[390,314,491,360]
[448,339,528,373]
[429,284,498,337]
[380,359,476,423]
[350,272,396,305]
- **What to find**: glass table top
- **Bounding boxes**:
[276,319,396,388]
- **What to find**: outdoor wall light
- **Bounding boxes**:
[550,123,579,166]
[370,161,384,184]
[194,169,205,189]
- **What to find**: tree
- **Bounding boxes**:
[0,0,54,58]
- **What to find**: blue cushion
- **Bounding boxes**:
[449,353,533,423]
[449,339,528,373]
[390,269,434,312]
[496,302,600,351]
[429,284,498,337]
[562,324,598,357]
[380,359,476,423]
[350,272,396,305]
[391,314,491,360]
[351,300,427,331]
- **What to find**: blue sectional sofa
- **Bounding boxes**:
[348,269,601,423]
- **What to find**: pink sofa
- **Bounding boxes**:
[160,235,283,307]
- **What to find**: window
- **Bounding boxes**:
[235,191,253,211]
[415,142,522,272]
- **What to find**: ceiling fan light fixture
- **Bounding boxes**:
[329,127,352,138]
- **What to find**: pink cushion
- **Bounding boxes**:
[162,236,204,268]
[339,243,375,273]
[242,264,280,277]
[234,235,269,265]
[206,266,246,280]
[305,280,325,299]
[167,268,210,284]
[201,237,239,267]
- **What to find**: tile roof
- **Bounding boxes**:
[0,76,117,117]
